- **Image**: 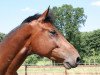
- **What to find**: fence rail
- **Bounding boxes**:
[17,64,100,75]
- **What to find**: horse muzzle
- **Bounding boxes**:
[63,57,80,69]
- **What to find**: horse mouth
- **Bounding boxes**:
[63,62,77,69]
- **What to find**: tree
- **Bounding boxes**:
[80,29,100,63]
[51,4,87,51]
[23,54,42,64]
[88,29,100,51]
[0,32,5,42]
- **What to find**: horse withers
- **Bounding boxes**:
[0,7,80,75]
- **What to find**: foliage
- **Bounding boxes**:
[80,29,100,63]
[23,54,42,64]
[24,54,51,65]
[36,57,52,66]
[51,4,87,51]
[0,32,5,42]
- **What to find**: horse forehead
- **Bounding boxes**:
[41,22,55,30]
[30,20,55,30]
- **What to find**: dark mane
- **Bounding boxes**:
[5,13,54,39]
[22,13,54,24]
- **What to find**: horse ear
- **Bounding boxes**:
[38,6,50,22]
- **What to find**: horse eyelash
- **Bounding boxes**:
[49,30,57,35]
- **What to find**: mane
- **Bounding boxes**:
[4,12,54,39]
[22,13,54,24]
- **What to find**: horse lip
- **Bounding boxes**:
[63,62,77,69]
[63,62,71,69]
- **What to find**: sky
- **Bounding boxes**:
[0,0,100,33]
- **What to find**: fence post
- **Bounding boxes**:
[65,68,67,75]
[25,65,27,75]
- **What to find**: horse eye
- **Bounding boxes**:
[50,30,56,35]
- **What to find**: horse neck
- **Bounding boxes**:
[0,23,32,72]
[2,23,32,50]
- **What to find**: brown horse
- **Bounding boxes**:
[0,7,80,75]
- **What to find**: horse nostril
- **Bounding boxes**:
[76,57,81,64]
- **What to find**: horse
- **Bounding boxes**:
[0,7,80,75]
